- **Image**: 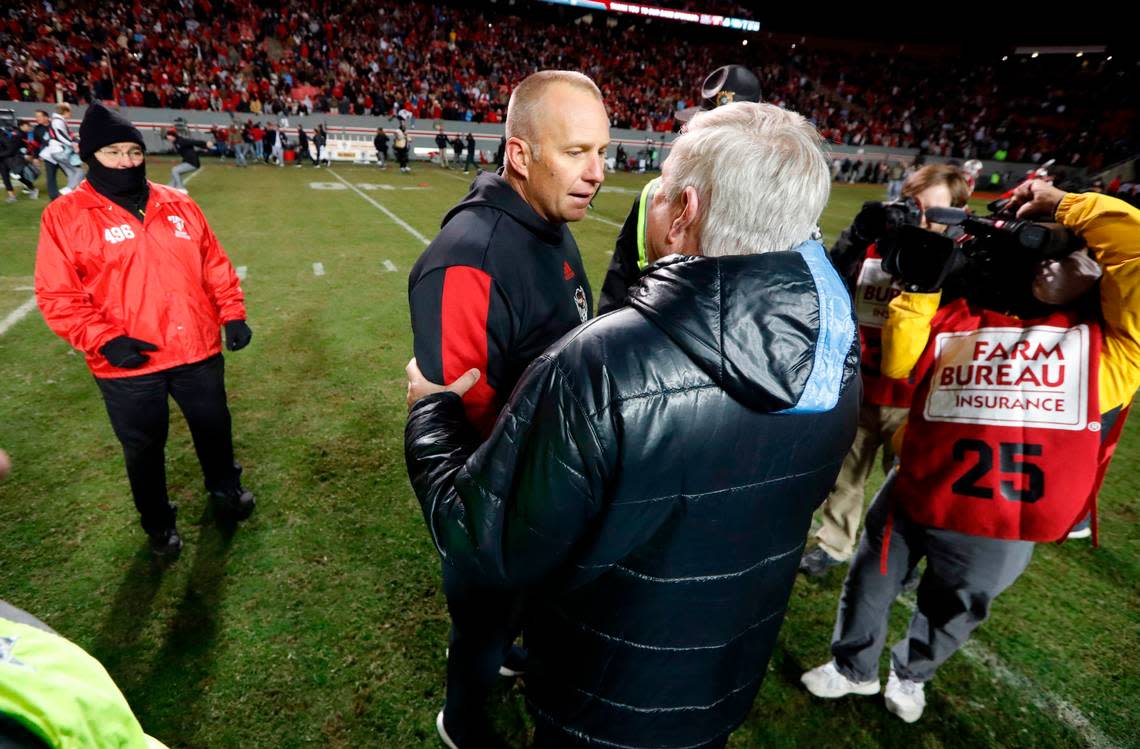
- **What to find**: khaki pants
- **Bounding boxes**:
[814,403,908,561]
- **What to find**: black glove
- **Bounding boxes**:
[224,320,252,351]
[100,336,159,369]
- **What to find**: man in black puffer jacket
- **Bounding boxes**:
[406,102,860,749]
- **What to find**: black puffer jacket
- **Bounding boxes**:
[406,242,860,748]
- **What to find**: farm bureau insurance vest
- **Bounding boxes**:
[855,245,918,407]
[894,298,1102,541]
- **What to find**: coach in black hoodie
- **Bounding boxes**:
[407,70,609,748]
[408,102,859,749]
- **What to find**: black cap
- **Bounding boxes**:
[78,103,146,161]
[676,65,762,123]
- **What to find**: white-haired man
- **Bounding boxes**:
[405,102,861,749]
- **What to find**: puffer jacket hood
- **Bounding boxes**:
[440,170,564,245]
[629,240,858,413]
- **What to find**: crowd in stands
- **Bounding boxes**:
[1,0,1134,169]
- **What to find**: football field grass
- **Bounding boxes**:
[0,157,1136,748]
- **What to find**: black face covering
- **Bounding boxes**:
[86,160,149,220]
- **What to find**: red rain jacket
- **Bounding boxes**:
[35,180,245,378]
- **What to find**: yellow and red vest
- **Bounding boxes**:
[894,298,1103,542]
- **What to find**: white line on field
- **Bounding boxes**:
[586,213,623,229]
[14,286,33,291]
[382,260,397,273]
[236,266,248,280]
[897,595,1115,748]
[327,168,429,246]
[184,165,203,184]
[0,296,37,337]
[312,262,325,276]
[438,170,624,229]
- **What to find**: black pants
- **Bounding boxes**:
[1,163,33,193]
[96,354,241,535]
[442,562,523,724]
[531,724,728,749]
[44,160,60,200]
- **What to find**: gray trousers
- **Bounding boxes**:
[170,162,198,188]
[831,469,1035,683]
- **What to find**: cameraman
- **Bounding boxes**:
[801,181,1140,723]
[801,165,970,576]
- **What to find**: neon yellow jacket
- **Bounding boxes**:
[883,192,1140,415]
[0,615,169,749]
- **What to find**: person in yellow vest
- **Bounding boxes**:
[802,180,1140,723]
[0,600,169,749]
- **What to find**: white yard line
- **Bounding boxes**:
[0,296,37,337]
[438,169,624,229]
[586,213,623,229]
[236,266,248,281]
[896,594,1115,748]
[327,169,429,246]
[312,262,325,277]
[184,165,204,184]
[382,260,398,273]
[957,637,1116,749]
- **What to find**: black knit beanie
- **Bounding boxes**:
[78,103,146,161]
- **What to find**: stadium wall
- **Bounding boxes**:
[1,101,1047,177]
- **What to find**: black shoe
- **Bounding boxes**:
[499,644,528,677]
[211,487,256,521]
[799,547,845,578]
[436,709,510,749]
[149,528,183,559]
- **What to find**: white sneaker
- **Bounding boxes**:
[28,188,39,200]
[884,666,926,723]
[801,661,880,698]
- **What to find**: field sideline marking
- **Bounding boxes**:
[585,212,623,229]
[0,296,37,337]
[896,595,1115,748]
[313,262,325,277]
[236,266,248,281]
[184,165,204,184]
[327,169,429,246]
[437,169,623,228]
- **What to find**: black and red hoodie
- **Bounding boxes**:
[408,171,593,434]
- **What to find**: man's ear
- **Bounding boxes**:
[668,186,701,246]
[505,137,531,178]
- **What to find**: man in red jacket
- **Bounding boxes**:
[34,104,256,560]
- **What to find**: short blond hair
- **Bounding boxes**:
[902,165,970,207]
[505,70,603,155]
